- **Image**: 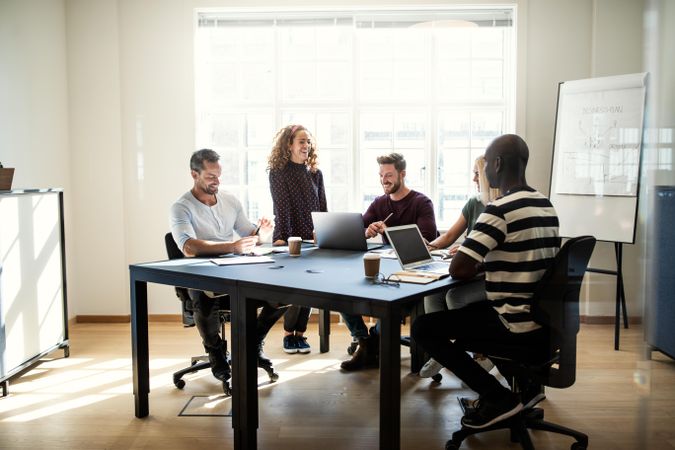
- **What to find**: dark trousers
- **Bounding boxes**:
[189,289,286,350]
[411,300,548,398]
[283,305,311,333]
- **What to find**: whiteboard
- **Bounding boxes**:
[549,73,647,243]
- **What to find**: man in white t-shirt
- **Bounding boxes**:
[170,149,285,383]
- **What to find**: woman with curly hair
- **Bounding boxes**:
[268,124,327,354]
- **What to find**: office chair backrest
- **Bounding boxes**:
[165,232,185,260]
[531,235,596,388]
[164,232,191,303]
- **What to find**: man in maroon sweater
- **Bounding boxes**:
[341,153,438,371]
[362,153,438,243]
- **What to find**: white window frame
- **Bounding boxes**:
[195,6,516,227]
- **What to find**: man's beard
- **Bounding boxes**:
[202,184,218,195]
[384,177,401,195]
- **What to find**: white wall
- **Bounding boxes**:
[0,0,74,311]
[65,0,127,316]
[1,0,651,319]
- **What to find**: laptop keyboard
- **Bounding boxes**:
[413,262,450,272]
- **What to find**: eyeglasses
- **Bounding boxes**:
[371,273,401,287]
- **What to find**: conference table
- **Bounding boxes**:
[129,246,472,449]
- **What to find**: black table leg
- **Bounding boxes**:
[379,311,401,450]
[319,309,330,353]
[409,301,426,373]
[231,288,258,450]
[131,278,149,418]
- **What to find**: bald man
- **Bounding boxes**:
[412,134,561,430]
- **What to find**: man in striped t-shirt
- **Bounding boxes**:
[412,134,560,430]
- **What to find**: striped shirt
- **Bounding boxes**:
[458,187,560,333]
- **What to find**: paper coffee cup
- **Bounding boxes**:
[288,236,302,256]
[363,253,381,278]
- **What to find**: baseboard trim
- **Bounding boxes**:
[76,315,131,323]
[150,314,183,322]
[581,315,642,325]
[76,313,639,325]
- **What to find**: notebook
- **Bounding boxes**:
[311,212,383,251]
[384,224,450,276]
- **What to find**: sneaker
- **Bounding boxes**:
[257,341,273,368]
[419,358,443,378]
[206,347,231,382]
[295,336,311,354]
[458,396,480,415]
[461,392,523,429]
[283,335,298,354]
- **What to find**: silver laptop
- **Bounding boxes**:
[384,224,450,276]
[312,212,383,251]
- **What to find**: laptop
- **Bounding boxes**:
[384,224,450,276]
[311,212,383,251]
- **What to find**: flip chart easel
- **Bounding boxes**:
[549,73,648,350]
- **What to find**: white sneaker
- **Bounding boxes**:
[419,358,443,378]
[475,357,495,372]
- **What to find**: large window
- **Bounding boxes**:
[195,8,515,227]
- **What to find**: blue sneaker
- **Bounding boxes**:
[295,336,311,354]
[283,335,298,354]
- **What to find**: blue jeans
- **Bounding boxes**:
[340,313,380,339]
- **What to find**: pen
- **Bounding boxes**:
[254,224,261,236]
[382,212,393,224]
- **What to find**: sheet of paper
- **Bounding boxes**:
[210,255,274,266]
[369,248,398,259]
[390,273,436,284]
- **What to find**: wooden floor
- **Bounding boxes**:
[0,321,674,450]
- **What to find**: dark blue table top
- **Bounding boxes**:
[131,246,463,305]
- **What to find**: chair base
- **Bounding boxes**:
[172,355,280,396]
[173,359,232,395]
[445,407,588,450]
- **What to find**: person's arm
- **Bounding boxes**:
[449,250,482,279]
[362,199,381,238]
[449,204,505,279]
[232,195,258,238]
[170,202,256,257]
[415,196,438,242]
[428,215,468,249]
[182,236,257,257]
[317,170,328,212]
[269,169,292,243]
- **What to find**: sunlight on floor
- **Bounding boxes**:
[0,353,347,422]
[3,394,116,422]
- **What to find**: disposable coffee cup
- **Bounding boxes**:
[363,253,381,278]
[288,236,302,256]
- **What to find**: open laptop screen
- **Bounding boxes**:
[385,225,433,266]
[312,212,370,251]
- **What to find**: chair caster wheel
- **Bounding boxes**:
[431,373,442,383]
[174,378,186,389]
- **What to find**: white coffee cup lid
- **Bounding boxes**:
[363,253,380,259]
[288,236,302,241]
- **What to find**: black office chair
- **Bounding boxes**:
[164,233,232,395]
[445,235,596,450]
